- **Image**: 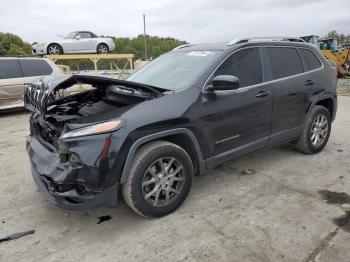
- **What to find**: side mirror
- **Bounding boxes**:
[75,35,81,40]
[205,75,240,91]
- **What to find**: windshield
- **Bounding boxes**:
[65,32,77,39]
[128,50,222,90]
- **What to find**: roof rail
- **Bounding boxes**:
[172,44,193,51]
[228,36,305,46]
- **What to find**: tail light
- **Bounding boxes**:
[333,65,338,76]
[326,59,338,76]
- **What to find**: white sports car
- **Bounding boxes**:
[32,31,116,55]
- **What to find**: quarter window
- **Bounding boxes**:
[0,59,23,79]
[300,48,322,71]
[90,32,98,38]
[19,59,53,77]
[214,48,263,87]
[266,47,303,79]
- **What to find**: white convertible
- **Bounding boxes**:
[32,31,116,55]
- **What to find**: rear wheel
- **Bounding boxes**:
[122,141,193,218]
[296,105,331,154]
[47,44,63,55]
[97,43,109,54]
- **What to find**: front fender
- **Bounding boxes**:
[120,128,205,184]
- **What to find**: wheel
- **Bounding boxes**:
[296,105,331,154]
[47,44,63,55]
[97,43,109,54]
[122,141,193,218]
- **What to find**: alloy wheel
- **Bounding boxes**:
[141,157,185,207]
[48,45,60,55]
[310,114,328,147]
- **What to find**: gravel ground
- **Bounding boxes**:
[337,78,350,95]
[0,96,349,262]
[338,78,350,89]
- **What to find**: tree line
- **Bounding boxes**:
[110,35,187,60]
[0,32,186,59]
[0,30,349,70]
[1,31,349,58]
[324,30,350,43]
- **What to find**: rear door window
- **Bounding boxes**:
[266,47,303,79]
[299,48,322,71]
[0,59,23,79]
[214,48,263,87]
[19,59,53,77]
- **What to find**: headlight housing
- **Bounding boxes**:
[61,119,122,139]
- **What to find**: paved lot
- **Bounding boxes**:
[0,97,350,262]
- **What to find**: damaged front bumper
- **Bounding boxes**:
[26,133,121,209]
[24,74,159,210]
[31,167,118,209]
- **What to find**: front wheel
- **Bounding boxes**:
[122,141,193,218]
[296,105,331,154]
[47,44,63,55]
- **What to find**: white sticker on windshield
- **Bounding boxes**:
[187,51,214,57]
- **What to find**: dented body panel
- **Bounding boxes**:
[25,41,337,209]
[25,74,204,207]
[27,133,121,208]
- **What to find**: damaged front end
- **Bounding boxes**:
[25,74,163,209]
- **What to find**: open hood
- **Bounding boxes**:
[25,74,166,148]
[24,74,165,115]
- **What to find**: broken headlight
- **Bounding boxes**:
[61,119,122,139]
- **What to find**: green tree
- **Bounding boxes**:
[0,32,32,56]
[109,35,187,60]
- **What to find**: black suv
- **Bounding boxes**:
[25,37,337,217]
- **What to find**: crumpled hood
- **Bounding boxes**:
[24,74,69,114]
[24,74,165,116]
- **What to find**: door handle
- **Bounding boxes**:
[256,90,271,98]
[305,80,315,86]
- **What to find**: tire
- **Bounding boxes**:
[122,140,193,218]
[97,43,109,54]
[47,44,63,55]
[296,105,331,154]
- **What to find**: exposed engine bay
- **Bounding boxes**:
[25,75,165,147]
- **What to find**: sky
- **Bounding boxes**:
[0,0,349,44]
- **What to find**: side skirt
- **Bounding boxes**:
[268,126,302,146]
[205,127,302,170]
[206,137,268,169]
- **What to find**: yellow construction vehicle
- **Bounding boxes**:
[301,35,350,77]
[319,38,350,77]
